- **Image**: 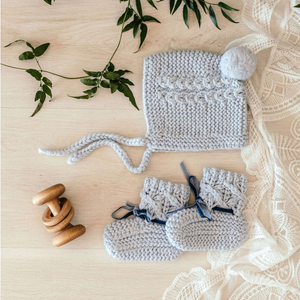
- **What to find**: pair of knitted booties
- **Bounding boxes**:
[104,168,248,261]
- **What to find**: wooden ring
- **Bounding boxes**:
[42,198,72,226]
[45,206,74,233]
[32,184,65,206]
[52,225,86,247]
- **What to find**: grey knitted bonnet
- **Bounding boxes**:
[39,47,257,173]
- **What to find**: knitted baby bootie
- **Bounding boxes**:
[104,177,190,261]
[166,168,248,251]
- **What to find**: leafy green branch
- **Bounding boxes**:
[1,0,138,116]
[2,0,240,117]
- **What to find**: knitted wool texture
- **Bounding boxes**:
[104,177,190,261]
[165,168,248,251]
[39,47,256,173]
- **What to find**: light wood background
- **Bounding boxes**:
[2,1,255,299]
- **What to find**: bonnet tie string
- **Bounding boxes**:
[111,201,166,225]
[38,133,152,174]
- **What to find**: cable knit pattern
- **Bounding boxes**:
[139,177,191,222]
[143,50,248,153]
[200,168,248,215]
[39,48,253,173]
[165,168,248,251]
[103,178,190,261]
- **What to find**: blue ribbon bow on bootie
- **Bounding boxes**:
[168,161,234,221]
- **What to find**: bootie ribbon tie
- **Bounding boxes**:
[168,161,235,220]
[167,176,212,220]
[112,201,166,225]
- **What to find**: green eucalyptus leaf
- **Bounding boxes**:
[221,9,239,23]
[31,92,46,117]
[122,19,136,32]
[83,87,98,95]
[136,0,143,17]
[218,2,239,11]
[119,77,134,86]
[185,0,194,11]
[42,84,52,98]
[19,51,34,60]
[138,23,148,50]
[83,69,102,77]
[172,0,182,14]
[25,42,35,51]
[80,78,99,86]
[170,0,175,13]
[133,18,142,38]
[142,15,161,23]
[183,4,189,28]
[103,72,120,80]
[117,82,139,110]
[114,69,132,76]
[294,4,300,8]
[198,0,207,13]
[194,1,201,27]
[44,0,52,4]
[35,90,43,101]
[42,77,52,87]
[110,81,119,94]
[117,7,134,25]
[26,69,42,81]
[100,80,110,88]
[208,5,221,30]
[34,43,50,57]
[146,0,157,9]
[68,94,90,99]
[108,62,115,72]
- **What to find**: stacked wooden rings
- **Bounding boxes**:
[32,184,86,247]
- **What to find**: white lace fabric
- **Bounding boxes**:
[163,0,300,299]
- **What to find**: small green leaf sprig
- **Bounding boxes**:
[117,0,161,51]
[175,1,239,30]
[1,0,138,116]
[72,64,138,110]
[117,0,239,48]
[295,4,300,8]
[3,40,57,116]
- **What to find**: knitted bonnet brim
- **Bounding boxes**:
[38,47,256,173]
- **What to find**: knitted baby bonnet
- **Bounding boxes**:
[166,167,248,251]
[39,47,257,173]
[104,177,190,261]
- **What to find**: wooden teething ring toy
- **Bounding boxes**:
[32,184,86,247]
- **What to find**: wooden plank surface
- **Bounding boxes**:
[2,1,255,299]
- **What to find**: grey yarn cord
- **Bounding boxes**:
[166,168,248,251]
[38,47,256,173]
[104,177,190,261]
[38,133,152,173]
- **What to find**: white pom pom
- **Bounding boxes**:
[220,47,257,80]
